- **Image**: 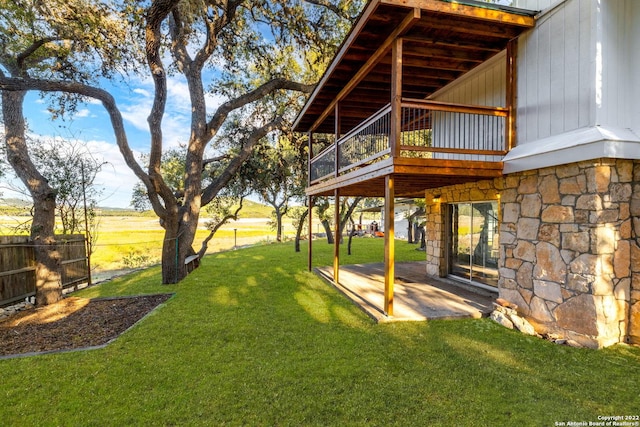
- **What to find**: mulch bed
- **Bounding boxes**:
[0,294,172,358]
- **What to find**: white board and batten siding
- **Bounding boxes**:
[426,52,507,162]
[504,0,640,173]
[516,0,594,145]
[429,51,506,107]
[631,1,640,137]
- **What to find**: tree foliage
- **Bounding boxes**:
[0,0,133,305]
[1,0,362,286]
[29,139,104,235]
[245,133,306,242]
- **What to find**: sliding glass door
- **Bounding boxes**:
[449,201,499,288]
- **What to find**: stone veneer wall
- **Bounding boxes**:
[499,159,640,348]
[423,159,639,348]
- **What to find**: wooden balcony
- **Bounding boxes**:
[307,98,508,197]
[295,0,535,316]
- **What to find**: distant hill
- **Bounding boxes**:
[1,197,274,219]
[0,198,32,215]
[0,198,30,207]
[237,199,272,218]
[97,199,273,218]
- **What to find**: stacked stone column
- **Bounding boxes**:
[499,159,640,348]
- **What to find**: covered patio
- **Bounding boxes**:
[316,262,495,322]
[296,0,536,317]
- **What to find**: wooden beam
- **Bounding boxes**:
[414,15,524,39]
[400,36,504,53]
[308,132,314,272]
[506,39,517,152]
[381,55,480,72]
[390,38,403,158]
[292,0,382,132]
[333,189,340,284]
[308,196,313,272]
[309,8,421,132]
[380,0,535,27]
[402,98,508,116]
[384,175,395,316]
[401,44,489,63]
[335,102,341,178]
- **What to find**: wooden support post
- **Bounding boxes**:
[390,38,403,158]
[333,189,340,284]
[335,102,341,178]
[308,131,314,272]
[308,196,313,272]
[506,39,517,152]
[384,175,395,316]
[333,103,341,283]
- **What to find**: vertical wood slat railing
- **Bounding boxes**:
[338,104,391,173]
[400,99,508,161]
[309,99,508,183]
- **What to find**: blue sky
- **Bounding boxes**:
[3,74,223,209]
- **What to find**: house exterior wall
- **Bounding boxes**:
[515,0,594,145]
[423,159,639,348]
[499,159,640,348]
[504,0,640,174]
[599,0,638,132]
[426,52,507,161]
[423,180,503,278]
[429,51,506,107]
[512,0,557,11]
[631,1,640,139]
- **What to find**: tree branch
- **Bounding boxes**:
[145,0,181,205]
[197,196,244,259]
[202,154,231,167]
[201,116,286,205]
[16,37,59,71]
[303,0,358,21]
[207,78,315,137]
[0,75,167,217]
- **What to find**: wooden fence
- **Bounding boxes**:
[0,235,88,307]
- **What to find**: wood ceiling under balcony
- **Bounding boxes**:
[293,0,536,136]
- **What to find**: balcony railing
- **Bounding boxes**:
[400,99,507,162]
[309,99,508,184]
[338,105,391,174]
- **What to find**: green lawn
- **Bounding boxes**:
[1,239,639,426]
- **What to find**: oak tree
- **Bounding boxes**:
[1,0,360,286]
[0,0,132,304]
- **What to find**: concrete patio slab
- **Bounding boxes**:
[315,262,496,322]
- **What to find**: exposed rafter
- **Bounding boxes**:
[293,0,536,135]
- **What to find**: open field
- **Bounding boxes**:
[90,215,292,273]
[0,198,387,278]
[0,212,296,276]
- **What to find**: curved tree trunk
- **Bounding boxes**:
[160,203,201,284]
[275,210,283,242]
[321,219,334,244]
[2,90,62,305]
[294,207,309,252]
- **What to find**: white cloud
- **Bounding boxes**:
[1,132,141,209]
[119,75,203,148]
[74,108,92,119]
[132,87,151,97]
[86,97,102,105]
[84,139,142,208]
